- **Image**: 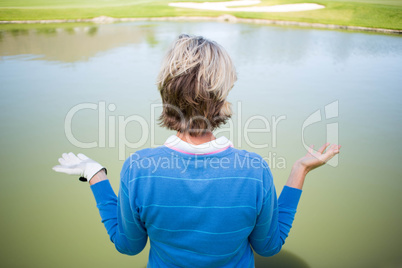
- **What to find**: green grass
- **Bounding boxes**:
[0,0,401,30]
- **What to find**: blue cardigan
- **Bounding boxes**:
[91,146,302,267]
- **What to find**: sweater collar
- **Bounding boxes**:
[164,135,233,155]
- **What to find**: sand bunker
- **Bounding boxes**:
[169,1,325,12]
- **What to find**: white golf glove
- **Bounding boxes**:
[52,152,106,182]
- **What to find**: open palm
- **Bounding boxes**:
[298,143,341,172]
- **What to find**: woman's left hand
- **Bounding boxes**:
[296,143,341,173]
[52,152,106,182]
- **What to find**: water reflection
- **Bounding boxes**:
[64,27,75,35]
[87,26,98,36]
[1,22,400,65]
[0,23,159,62]
[37,27,57,36]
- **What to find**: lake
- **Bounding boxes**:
[0,21,401,268]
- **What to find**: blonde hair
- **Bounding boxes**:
[156,34,237,136]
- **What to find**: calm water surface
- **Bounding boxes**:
[0,21,401,268]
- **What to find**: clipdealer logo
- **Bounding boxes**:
[302,100,339,167]
[63,100,339,166]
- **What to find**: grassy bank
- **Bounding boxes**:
[0,0,401,30]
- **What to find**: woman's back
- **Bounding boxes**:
[114,140,299,267]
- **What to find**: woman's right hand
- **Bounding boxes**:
[296,143,341,173]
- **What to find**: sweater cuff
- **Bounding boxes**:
[90,179,117,205]
[278,186,302,209]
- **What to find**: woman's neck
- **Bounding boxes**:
[176,132,216,145]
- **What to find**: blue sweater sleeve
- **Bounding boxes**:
[249,168,302,257]
[90,179,148,255]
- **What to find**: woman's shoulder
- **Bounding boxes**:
[120,146,167,177]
